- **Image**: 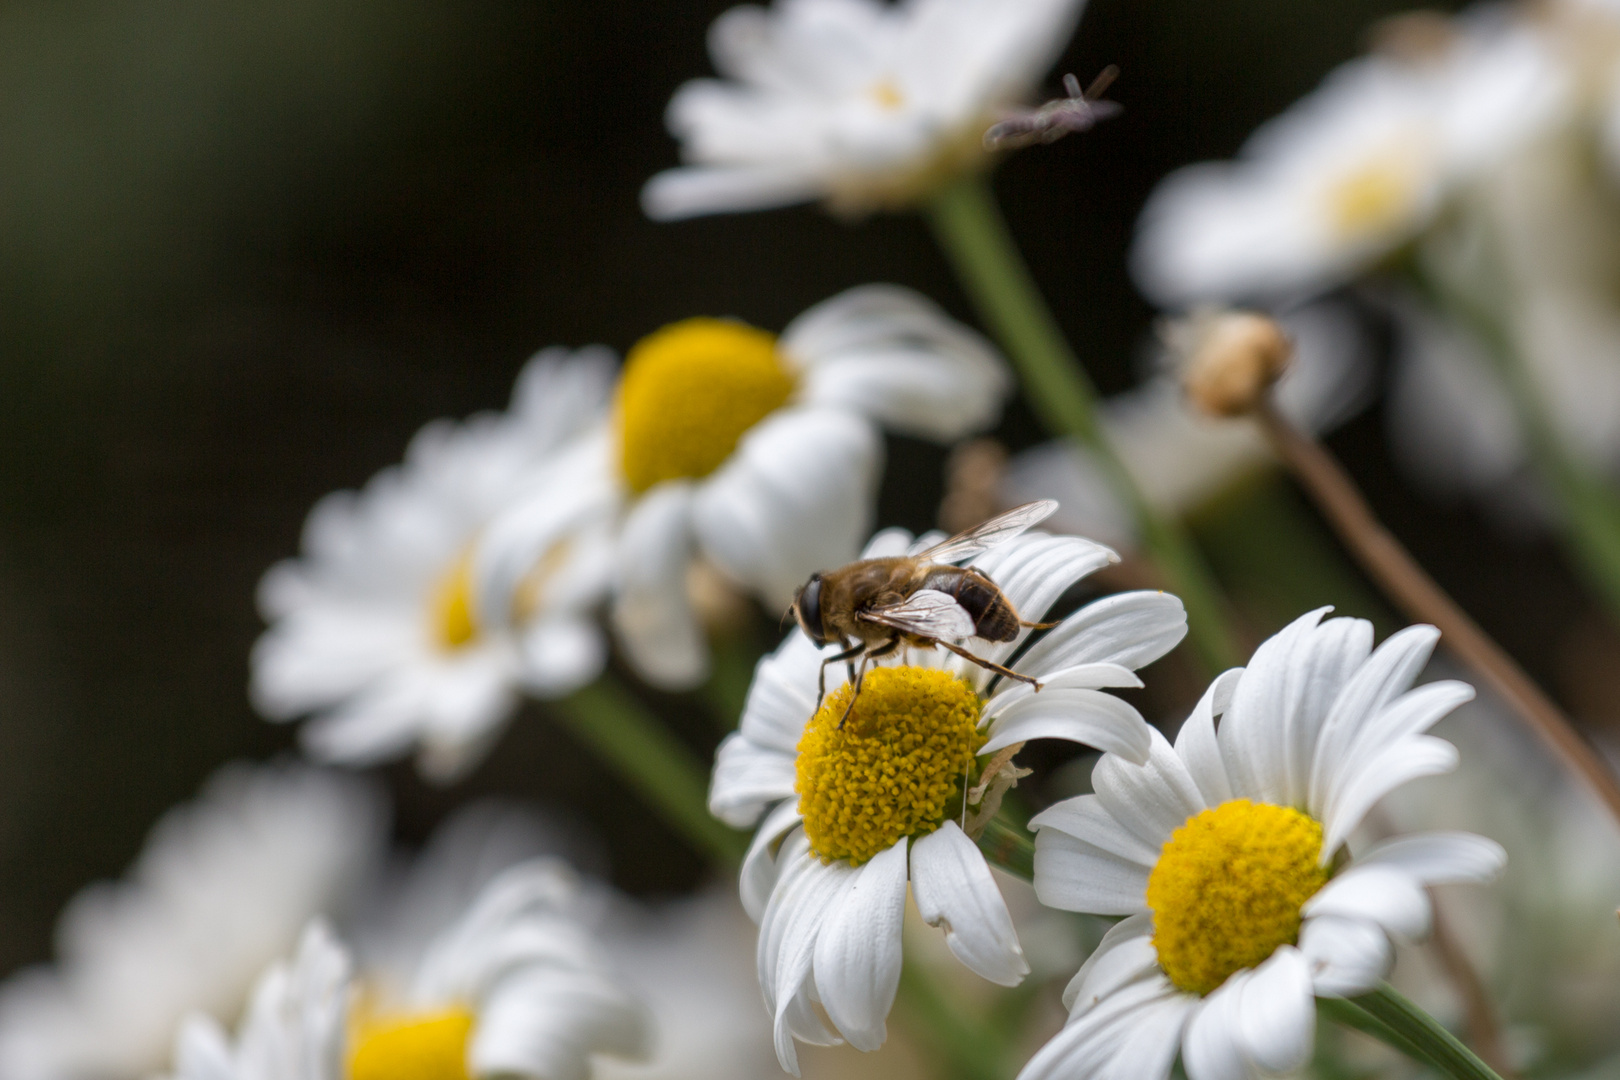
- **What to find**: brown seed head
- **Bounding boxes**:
[1176,310,1294,418]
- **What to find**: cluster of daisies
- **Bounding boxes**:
[20,0,1620,1078]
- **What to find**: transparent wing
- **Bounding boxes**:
[858,589,976,641]
[916,500,1058,564]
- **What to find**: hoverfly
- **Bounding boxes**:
[789,500,1060,726]
[982,66,1122,151]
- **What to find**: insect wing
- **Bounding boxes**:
[916,499,1058,564]
[860,589,975,641]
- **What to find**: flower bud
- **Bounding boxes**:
[1174,310,1294,418]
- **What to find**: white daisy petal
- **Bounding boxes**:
[981,662,1144,722]
[710,733,798,829]
[1299,914,1392,998]
[910,822,1028,986]
[1356,831,1505,886]
[1029,795,1161,867]
[1173,668,1243,807]
[1182,979,1249,1080]
[1093,729,1209,848]
[1303,864,1432,941]
[1020,975,1191,1080]
[1032,828,1153,915]
[739,801,807,923]
[980,688,1155,762]
[692,405,880,608]
[517,617,608,698]
[612,480,708,689]
[812,837,909,1051]
[1013,591,1191,677]
[965,536,1121,675]
[471,967,649,1080]
[642,164,824,220]
[1233,946,1314,1075]
[1061,912,1158,1012]
[1321,734,1459,857]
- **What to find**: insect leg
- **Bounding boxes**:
[816,640,865,710]
[1018,618,1060,630]
[837,647,882,730]
[937,640,1043,691]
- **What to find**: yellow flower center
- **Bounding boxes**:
[868,78,905,110]
[349,1007,474,1080]
[1146,799,1329,996]
[616,318,796,494]
[1325,157,1417,239]
[795,666,985,866]
[430,550,478,651]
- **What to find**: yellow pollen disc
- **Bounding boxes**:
[869,78,905,110]
[1147,799,1329,995]
[616,318,796,494]
[795,666,984,866]
[348,1007,474,1080]
[1325,158,1416,239]
[430,549,478,651]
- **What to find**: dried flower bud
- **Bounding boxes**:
[1174,310,1294,418]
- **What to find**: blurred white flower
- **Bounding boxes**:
[1022,611,1504,1080]
[344,858,649,1080]
[252,349,618,782]
[161,923,350,1080]
[642,0,1085,220]
[1132,7,1570,307]
[1001,300,1372,550]
[709,526,1186,1074]
[476,285,1008,690]
[0,763,384,1080]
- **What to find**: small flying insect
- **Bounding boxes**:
[982,66,1122,151]
[789,500,1062,727]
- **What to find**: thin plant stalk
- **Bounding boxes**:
[555,679,748,864]
[1254,398,1620,827]
[1336,984,1507,1080]
[925,174,1242,673]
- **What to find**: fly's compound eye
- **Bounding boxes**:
[795,574,827,645]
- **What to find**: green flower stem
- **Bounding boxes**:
[1411,262,1620,623]
[555,679,748,865]
[975,811,1035,880]
[701,633,760,732]
[925,174,1241,673]
[1327,984,1507,1080]
[898,958,1014,1080]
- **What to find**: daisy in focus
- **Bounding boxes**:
[252,348,618,782]
[1131,6,1569,307]
[0,763,384,1080]
[641,0,1086,220]
[477,284,1008,689]
[1020,609,1505,1080]
[709,520,1188,1074]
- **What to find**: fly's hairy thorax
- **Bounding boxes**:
[821,557,924,643]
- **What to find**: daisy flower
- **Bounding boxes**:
[341,857,649,1080]
[1020,609,1506,1080]
[1132,8,1570,306]
[476,284,1008,689]
[0,763,384,1080]
[708,526,1188,1074]
[162,922,350,1080]
[641,0,1085,220]
[252,348,618,781]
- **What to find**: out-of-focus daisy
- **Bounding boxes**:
[342,858,649,1080]
[1020,610,1505,1080]
[477,285,1008,689]
[161,922,350,1080]
[1001,301,1372,550]
[641,0,1086,220]
[1132,8,1569,306]
[252,349,617,782]
[709,525,1187,1073]
[0,763,384,1080]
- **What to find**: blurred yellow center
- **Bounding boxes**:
[1146,799,1328,996]
[431,550,478,650]
[1326,159,1415,238]
[349,1007,474,1080]
[869,79,905,110]
[616,318,796,494]
[795,666,984,866]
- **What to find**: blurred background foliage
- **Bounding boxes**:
[7,0,1608,979]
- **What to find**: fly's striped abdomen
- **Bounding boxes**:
[920,567,1019,642]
